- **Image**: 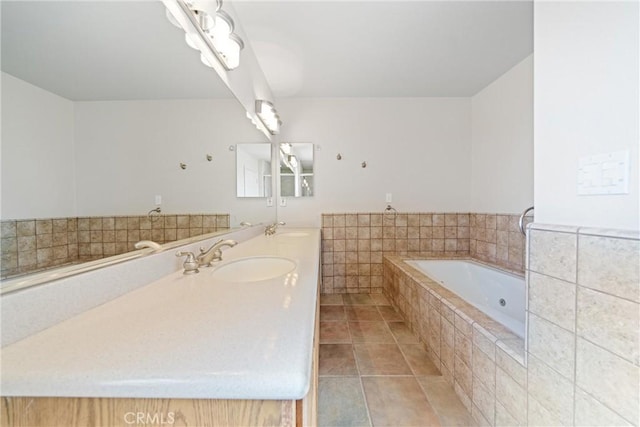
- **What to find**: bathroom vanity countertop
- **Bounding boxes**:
[0,228,320,400]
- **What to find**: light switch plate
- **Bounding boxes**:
[577,150,629,195]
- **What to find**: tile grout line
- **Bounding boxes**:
[345,298,374,427]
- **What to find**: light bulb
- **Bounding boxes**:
[185,32,199,50]
[200,53,213,68]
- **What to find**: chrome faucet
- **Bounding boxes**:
[265,221,286,236]
[196,239,238,267]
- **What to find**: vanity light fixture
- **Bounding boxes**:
[255,100,282,135]
[167,0,245,71]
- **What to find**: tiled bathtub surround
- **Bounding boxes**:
[321,212,527,294]
[383,223,640,426]
[321,212,471,294]
[470,213,530,273]
[382,255,525,426]
[0,214,229,279]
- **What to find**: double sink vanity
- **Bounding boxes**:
[1,227,321,427]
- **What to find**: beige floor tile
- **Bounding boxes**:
[319,377,371,427]
[321,305,347,321]
[354,343,413,375]
[349,321,395,343]
[370,294,391,305]
[362,376,441,427]
[343,294,376,305]
[318,293,474,427]
[346,305,384,321]
[388,321,420,343]
[320,344,359,376]
[417,376,473,426]
[377,305,404,321]
[400,343,442,376]
[320,321,352,344]
[321,294,344,305]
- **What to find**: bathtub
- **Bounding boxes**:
[405,260,525,338]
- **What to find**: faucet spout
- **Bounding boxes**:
[134,240,162,251]
[265,221,286,236]
[197,239,238,267]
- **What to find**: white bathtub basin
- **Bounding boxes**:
[211,256,297,282]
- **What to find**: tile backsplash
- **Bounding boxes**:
[321,212,527,294]
[0,213,229,279]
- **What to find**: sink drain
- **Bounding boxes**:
[499,298,506,307]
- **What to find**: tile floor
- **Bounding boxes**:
[318,293,474,427]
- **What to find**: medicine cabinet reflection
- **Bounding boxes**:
[236,143,272,198]
[280,143,314,197]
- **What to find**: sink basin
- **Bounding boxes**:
[211,256,297,282]
[276,232,309,237]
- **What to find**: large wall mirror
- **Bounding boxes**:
[0,1,276,284]
[280,143,314,197]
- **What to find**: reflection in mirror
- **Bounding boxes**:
[236,144,273,198]
[0,1,275,282]
[280,143,314,197]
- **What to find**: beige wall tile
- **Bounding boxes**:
[576,338,639,423]
[454,380,472,412]
[527,394,564,427]
[454,355,472,397]
[495,400,523,427]
[578,234,640,302]
[496,346,526,388]
[35,219,53,234]
[472,379,495,425]
[1,237,17,254]
[529,228,577,282]
[473,344,496,393]
[473,325,497,361]
[455,329,472,367]
[441,341,454,370]
[575,387,634,426]
[528,271,576,332]
[528,313,575,380]
[496,367,526,425]
[455,312,473,337]
[527,354,574,425]
[577,286,639,364]
[1,221,17,238]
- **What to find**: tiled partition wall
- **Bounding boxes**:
[321,212,526,294]
[0,213,229,279]
[383,223,640,426]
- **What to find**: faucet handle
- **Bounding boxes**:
[176,251,199,275]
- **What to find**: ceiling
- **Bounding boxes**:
[1,1,232,101]
[1,1,533,101]
[233,0,534,97]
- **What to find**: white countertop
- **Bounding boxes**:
[0,228,321,400]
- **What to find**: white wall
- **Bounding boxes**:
[471,55,533,214]
[73,98,273,225]
[1,72,76,219]
[534,1,639,230]
[277,98,472,226]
